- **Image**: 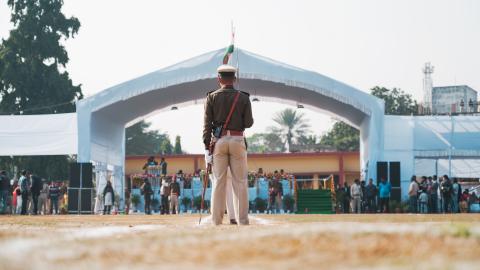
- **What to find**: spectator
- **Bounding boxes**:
[18,170,30,215]
[378,177,391,213]
[38,180,49,215]
[408,175,419,213]
[419,190,429,213]
[342,183,351,213]
[170,176,180,214]
[350,179,362,214]
[460,189,469,213]
[365,178,377,213]
[268,178,283,213]
[0,171,10,214]
[360,180,367,212]
[125,189,131,215]
[451,178,460,213]
[30,174,42,215]
[103,180,114,215]
[141,178,153,215]
[429,176,439,213]
[49,182,60,214]
[13,182,21,214]
[160,177,171,214]
[440,175,452,213]
[142,156,158,171]
[160,157,168,176]
[468,191,478,212]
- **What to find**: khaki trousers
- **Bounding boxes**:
[226,171,235,220]
[170,194,179,214]
[211,135,249,225]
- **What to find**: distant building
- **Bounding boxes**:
[432,85,478,114]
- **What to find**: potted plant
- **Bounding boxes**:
[181,196,192,213]
[131,194,141,212]
[254,198,267,213]
[282,195,295,213]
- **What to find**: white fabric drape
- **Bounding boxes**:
[0,113,77,156]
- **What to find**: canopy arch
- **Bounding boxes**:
[77,48,385,195]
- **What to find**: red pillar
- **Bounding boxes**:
[193,156,199,173]
[339,153,345,187]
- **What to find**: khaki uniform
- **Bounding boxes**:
[203,86,253,225]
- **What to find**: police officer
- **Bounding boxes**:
[203,64,253,225]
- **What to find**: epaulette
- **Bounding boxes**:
[206,90,214,96]
[240,91,250,97]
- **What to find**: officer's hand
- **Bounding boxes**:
[204,150,213,164]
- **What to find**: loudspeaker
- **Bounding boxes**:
[376,162,388,185]
[68,188,93,214]
[389,162,401,187]
[69,163,93,188]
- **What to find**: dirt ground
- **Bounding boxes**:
[0,214,479,270]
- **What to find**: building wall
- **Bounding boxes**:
[432,85,478,114]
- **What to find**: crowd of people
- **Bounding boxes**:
[337,175,479,214]
[0,170,66,215]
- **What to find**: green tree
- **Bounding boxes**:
[126,121,169,155]
[270,108,310,151]
[370,86,418,115]
[0,0,82,180]
[160,137,173,155]
[320,122,360,151]
[0,0,82,114]
[246,133,285,153]
[174,135,183,154]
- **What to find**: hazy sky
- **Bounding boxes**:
[1,0,479,153]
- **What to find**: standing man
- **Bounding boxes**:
[160,158,168,176]
[160,177,170,214]
[18,170,30,215]
[365,178,377,213]
[141,178,153,215]
[203,64,253,225]
[30,174,42,215]
[49,182,60,214]
[408,175,419,213]
[0,171,10,214]
[170,176,180,214]
[378,177,391,213]
[350,179,362,214]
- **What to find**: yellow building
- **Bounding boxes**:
[126,152,360,187]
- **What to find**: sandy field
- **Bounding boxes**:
[0,214,479,270]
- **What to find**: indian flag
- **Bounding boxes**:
[222,44,234,64]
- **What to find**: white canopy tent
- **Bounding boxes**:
[0,113,77,156]
[75,48,386,205]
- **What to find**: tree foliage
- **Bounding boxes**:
[370,86,418,115]
[319,122,360,151]
[0,0,82,180]
[246,133,286,153]
[126,121,173,155]
[0,0,82,114]
[174,135,183,154]
[270,108,310,151]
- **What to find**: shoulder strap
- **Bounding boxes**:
[222,91,241,130]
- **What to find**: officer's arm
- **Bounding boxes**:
[203,93,214,149]
[243,95,254,128]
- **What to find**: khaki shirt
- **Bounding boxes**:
[203,86,253,149]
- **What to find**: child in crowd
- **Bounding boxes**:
[419,190,429,213]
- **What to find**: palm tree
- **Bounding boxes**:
[270,108,310,152]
